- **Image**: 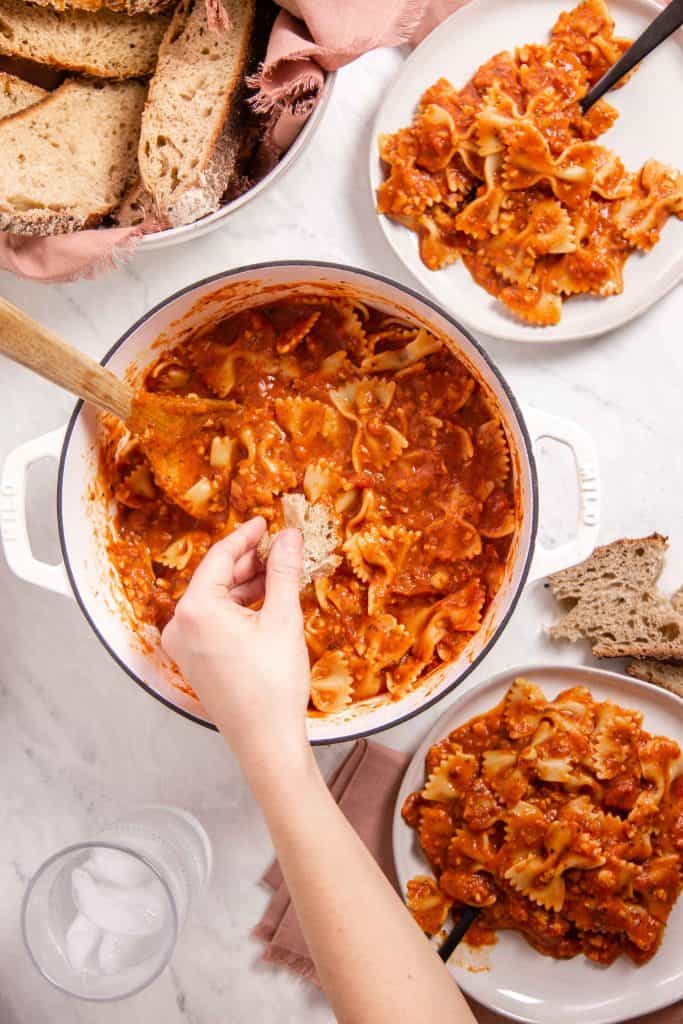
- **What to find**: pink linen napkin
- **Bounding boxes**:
[253,738,682,1024]
[0,0,465,283]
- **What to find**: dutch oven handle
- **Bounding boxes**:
[523,405,600,584]
[2,410,600,596]
[0,425,72,598]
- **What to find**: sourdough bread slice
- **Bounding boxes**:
[626,660,683,699]
[0,0,168,79]
[112,176,159,227]
[0,78,146,234]
[0,70,45,116]
[28,0,174,16]
[257,493,341,589]
[547,534,683,660]
[138,0,255,227]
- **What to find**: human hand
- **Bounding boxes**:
[161,517,312,782]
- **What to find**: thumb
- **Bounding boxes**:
[262,528,304,622]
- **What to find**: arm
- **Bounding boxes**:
[162,519,477,1024]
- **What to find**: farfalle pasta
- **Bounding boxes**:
[377,0,683,326]
[100,297,517,713]
[402,679,683,963]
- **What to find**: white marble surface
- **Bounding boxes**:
[1,46,682,1024]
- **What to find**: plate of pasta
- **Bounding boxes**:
[370,0,683,342]
[393,664,683,1023]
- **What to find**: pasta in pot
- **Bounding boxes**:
[377,0,683,326]
[99,297,518,712]
[402,679,683,964]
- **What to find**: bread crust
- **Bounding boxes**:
[28,0,174,14]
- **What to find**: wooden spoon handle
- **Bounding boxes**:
[0,298,133,421]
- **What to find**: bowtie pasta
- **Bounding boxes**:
[377,0,683,326]
[402,679,683,964]
[99,297,518,713]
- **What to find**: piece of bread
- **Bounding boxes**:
[112,176,160,227]
[257,493,341,589]
[547,534,683,660]
[0,0,168,79]
[0,70,45,116]
[0,78,146,235]
[626,659,683,700]
[138,0,255,227]
[28,0,174,16]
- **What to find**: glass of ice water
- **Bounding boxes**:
[22,805,212,1001]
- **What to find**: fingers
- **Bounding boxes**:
[230,573,266,607]
[188,517,266,595]
[232,547,262,588]
[262,529,304,623]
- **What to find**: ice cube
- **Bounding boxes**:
[71,867,168,936]
[65,913,101,971]
[87,848,153,887]
[97,931,155,975]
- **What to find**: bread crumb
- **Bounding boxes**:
[257,493,341,589]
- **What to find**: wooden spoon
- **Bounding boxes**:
[580,0,683,112]
[0,298,235,519]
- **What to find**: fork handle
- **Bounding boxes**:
[581,0,683,112]
[0,298,132,421]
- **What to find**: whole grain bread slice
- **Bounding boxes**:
[0,78,146,234]
[257,493,341,589]
[547,534,683,660]
[626,659,683,699]
[0,0,168,79]
[138,0,255,227]
[29,0,174,16]
[0,70,45,116]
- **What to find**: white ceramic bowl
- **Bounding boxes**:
[1,263,600,743]
[138,74,335,251]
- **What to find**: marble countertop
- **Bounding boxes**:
[1,46,682,1024]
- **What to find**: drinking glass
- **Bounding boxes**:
[22,805,212,1001]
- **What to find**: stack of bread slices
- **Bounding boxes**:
[0,0,264,235]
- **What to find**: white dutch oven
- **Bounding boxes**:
[1,263,600,744]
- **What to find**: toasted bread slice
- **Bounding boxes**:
[138,0,255,227]
[258,493,341,589]
[0,78,146,235]
[29,0,173,15]
[547,534,683,660]
[0,0,168,79]
[0,70,45,116]
[626,659,683,699]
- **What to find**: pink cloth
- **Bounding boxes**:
[0,0,463,283]
[0,227,142,284]
[247,0,465,170]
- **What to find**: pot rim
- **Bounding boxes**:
[56,260,539,743]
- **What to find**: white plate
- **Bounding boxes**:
[393,664,683,1023]
[369,0,683,343]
